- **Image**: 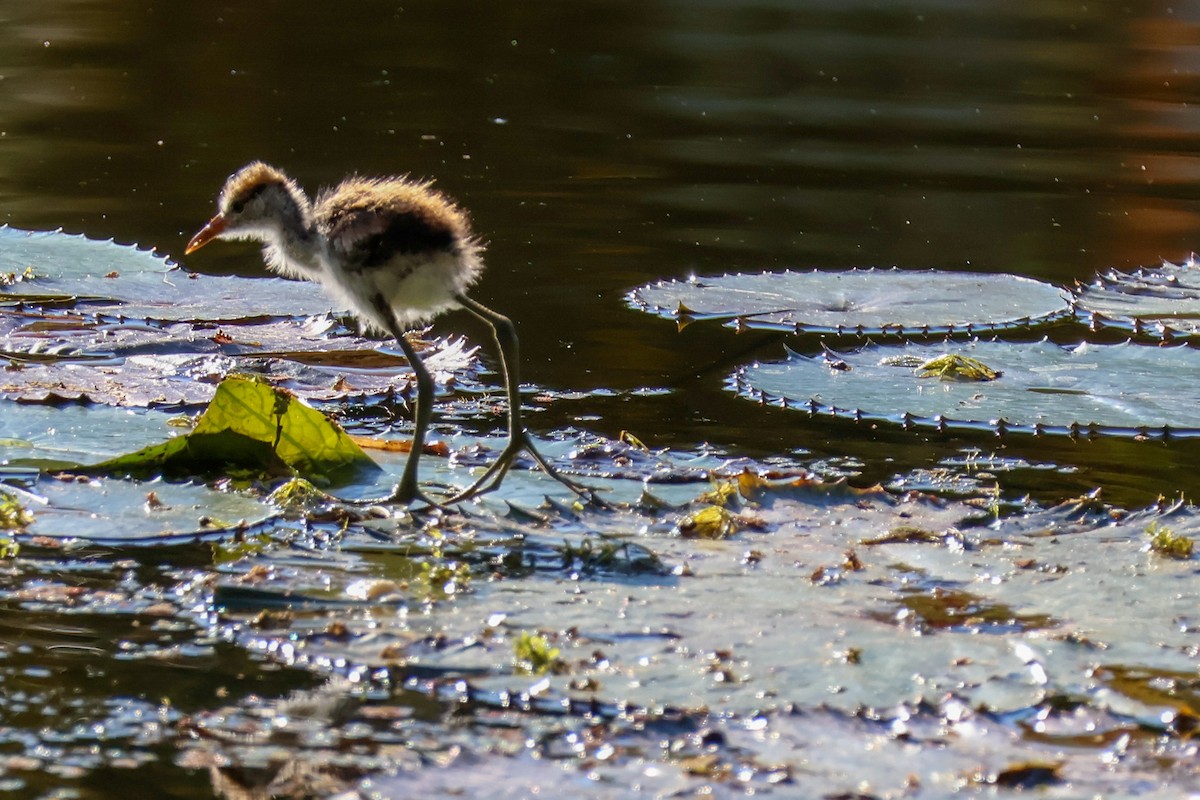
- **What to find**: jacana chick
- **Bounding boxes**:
[186,161,588,505]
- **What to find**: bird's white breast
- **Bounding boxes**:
[319,250,480,334]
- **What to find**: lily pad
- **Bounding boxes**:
[9,476,275,543]
[8,438,1200,796]
[628,268,1072,334]
[733,339,1200,437]
[0,335,476,408]
[212,475,1200,728]
[0,313,362,360]
[1074,258,1200,337]
[0,226,335,322]
[0,403,179,469]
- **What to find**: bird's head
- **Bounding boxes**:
[186,162,312,254]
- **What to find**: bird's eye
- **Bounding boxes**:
[230,200,246,214]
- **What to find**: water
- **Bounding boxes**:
[4,2,1200,794]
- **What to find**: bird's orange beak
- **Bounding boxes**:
[185,215,228,255]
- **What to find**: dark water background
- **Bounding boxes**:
[4,2,1200,499]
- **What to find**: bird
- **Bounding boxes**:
[185,161,590,506]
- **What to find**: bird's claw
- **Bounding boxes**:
[388,481,452,512]
[444,433,599,505]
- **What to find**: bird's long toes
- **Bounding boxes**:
[446,435,606,504]
[514,437,593,495]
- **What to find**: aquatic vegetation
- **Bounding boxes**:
[628,268,1070,334]
[212,532,275,564]
[0,490,32,531]
[90,375,378,482]
[417,557,471,598]
[1146,521,1194,559]
[415,529,472,599]
[267,476,335,510]
[512,630,564,675]
[916,353,1001,382]
[735,339,1200,438]
[1075,257,1200,338]
[678,505,740,538]
[7,231,1200,796]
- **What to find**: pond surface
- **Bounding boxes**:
[4,1,1200,797]
[6,1,1200,504]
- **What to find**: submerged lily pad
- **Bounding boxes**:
[0,226,335,321]
[628,268,1072,334]
[1074,258,1200,337]
[734,339,1200,437]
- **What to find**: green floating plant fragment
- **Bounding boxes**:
[734,339,1200,437]
[917,353,1001,382]
[0,490,33,531]
[679,505,741,539]
[512,631,565,676]
[1146,522,1194,559]
[628,269,1071,334]
[91,375,379,481]
[267,477,335,509]
[418,559,472,599]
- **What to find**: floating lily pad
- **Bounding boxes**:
[10,476,274,543]
[733,339,1200,437]
[628,269,1072,334]
[0,226,335,321]
[1074,258,1200,337]
[0,228,485,409]
[0,313,361,360]
[0,403,178,469]
[0,336,476,408]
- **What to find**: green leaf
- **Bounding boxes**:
[627,269,1071,334]
[90,375,379,481]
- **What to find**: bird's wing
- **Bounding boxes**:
[320,181,459,269]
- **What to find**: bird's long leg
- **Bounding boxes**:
[445,293,594,503]
[373,296,438,507]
